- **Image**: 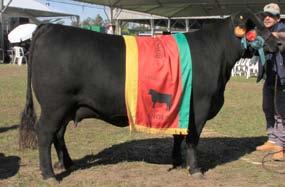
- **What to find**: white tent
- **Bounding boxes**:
[0,0,79,63]
[3,0,78,18]
[76,0,285,18]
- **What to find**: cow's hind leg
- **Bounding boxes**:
[38,115,57,179]
[53,123,73,171]
[171,135,185,169]
[38,109,68,180]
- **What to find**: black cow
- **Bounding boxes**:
[148,89,172,110]
[19,10,279,180]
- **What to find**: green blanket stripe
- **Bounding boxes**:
[173,33,192,129]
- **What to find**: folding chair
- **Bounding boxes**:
[12,46,27,66]
[246,57,259,79]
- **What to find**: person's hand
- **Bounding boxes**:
[271,32,285,42]
[272,32,279,38]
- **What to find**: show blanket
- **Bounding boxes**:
[124,33,192,135]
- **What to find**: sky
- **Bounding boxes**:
[38,0,109,23]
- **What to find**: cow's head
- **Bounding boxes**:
[231,10,279,54]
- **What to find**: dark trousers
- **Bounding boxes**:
[262,76,285,146]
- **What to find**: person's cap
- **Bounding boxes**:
[263,3,280,15]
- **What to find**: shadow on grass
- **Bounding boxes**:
[0,153,20,179]
[57,136,267,180]
[0,124,19,133]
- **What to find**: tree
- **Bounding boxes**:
[80,15,105,27]
[81,17,93,26]
[93,14,104,26]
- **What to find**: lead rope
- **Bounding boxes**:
[241,36,266,65]
[274,74,281,117]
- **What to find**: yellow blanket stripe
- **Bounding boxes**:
[123,36,138,131]
[131,125,188,135]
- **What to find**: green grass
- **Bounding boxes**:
[0,64,285,187]
[208,76,266,137]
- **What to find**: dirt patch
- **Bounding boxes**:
[1,121,285,186]
[0,64,26,78]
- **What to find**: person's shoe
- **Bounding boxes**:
[272,145,284,161]
[256,141,276,151]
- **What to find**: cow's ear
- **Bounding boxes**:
[234,25,246,37]
[232,12,247,37]
[233,10,265,38]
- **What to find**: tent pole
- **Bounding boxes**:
[150,19,154,36]
[185,19,189,32]
[110,6,114,34]
[115,19,121,35]
[167,18,171,32]
[0,0,4,63]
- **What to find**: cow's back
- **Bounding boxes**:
[30,24,127,123]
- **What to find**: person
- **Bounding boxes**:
[256,3,285,161]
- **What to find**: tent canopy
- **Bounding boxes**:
[4,0,78,18]
[74,0,285,18]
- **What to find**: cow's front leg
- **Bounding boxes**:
[185,139,201,175]
[171,135,185,168]
[185,132,203,178]
[185,113,206,177]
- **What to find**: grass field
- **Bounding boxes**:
[0,64,285,186]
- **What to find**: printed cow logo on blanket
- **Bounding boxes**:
[148,89,172,111]
[124,34,192,135]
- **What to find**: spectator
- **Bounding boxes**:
[256,3,285,161]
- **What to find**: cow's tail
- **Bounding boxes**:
[19,25,46,149]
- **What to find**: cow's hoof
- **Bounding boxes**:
[191,172,204,179]
[189,169,204,179]
[168,161,187,171]
[172,157,183,166]
[170,160,184,170]
[54,161,75,171]
[168,165,181,171]
[54,162,65,171]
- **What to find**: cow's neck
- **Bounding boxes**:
[185,18,245,82]
[223,17,246,80]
